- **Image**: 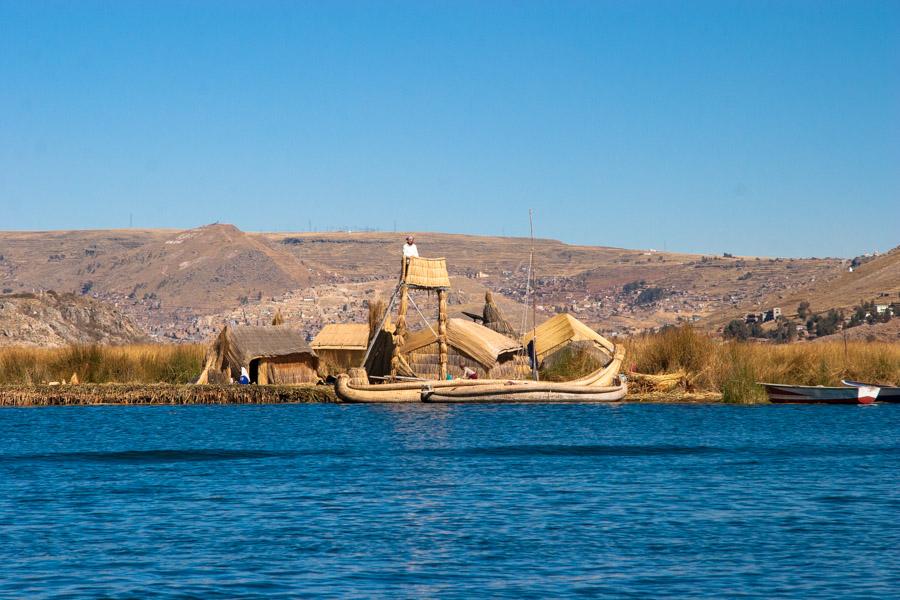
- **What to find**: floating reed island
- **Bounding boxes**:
[1,255,897,405]
[1,332,897,405]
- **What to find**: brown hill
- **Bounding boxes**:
[82,224,321,312]
[0,224,322,315]
[0,228,172,294]
[0,291,147,347]
[0,226,859,341]
[705,246,900,328]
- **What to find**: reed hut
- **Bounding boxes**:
[311,323,370,376]
[197,325,319,385]
[397,318,530,380]
[522,313,615,367]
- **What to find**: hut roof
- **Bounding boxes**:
[522,313,615,360]
[311,323,369,350]
[401,318,522,368]
[219,325,315,367]
[404,256,451,289]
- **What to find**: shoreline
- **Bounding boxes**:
[0,384,727,406]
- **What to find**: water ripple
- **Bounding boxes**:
[0,403,897,598]
[425,444,724,457]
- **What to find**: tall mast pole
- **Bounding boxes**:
[391,259,410,379]
[529,209,539,381]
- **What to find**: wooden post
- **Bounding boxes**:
[390,284,409,378]
[438,289,448,380]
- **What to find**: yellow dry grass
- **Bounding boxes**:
[625,325,900,403]
[0,344,205,385]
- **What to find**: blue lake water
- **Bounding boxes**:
[0,403,898,598]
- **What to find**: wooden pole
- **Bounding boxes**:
[438,288,448,380]
[391,283,409,378]
[528,209,539,381]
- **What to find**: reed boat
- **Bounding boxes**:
[761,382,881,405]
[334,348,626,403]
[842,380,900,403]
[420,380,626,403]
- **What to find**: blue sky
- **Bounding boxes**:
[1,1,897,257]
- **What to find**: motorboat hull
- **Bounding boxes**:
[761,383,880,405]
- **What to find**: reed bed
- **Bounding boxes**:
[0,383,337,406]
[624,326,900,403]
[0,344,206,385]
[540,344,607,382]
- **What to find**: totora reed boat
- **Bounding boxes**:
[335,347,627,403]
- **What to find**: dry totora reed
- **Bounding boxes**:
[0,383,337,406]
[0,344,205,385]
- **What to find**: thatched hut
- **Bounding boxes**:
[397,318,530,380]
[197,325,319,385]
[311,323,370,376]
[522,313,615,367]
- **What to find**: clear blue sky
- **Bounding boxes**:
[1,1,897,257]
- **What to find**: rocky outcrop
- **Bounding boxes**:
[0,292,148,347]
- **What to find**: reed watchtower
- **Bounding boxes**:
[392,256,452,380]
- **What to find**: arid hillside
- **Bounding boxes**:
[0,225,868,341]
[82,224,322,310]
[0,225,326,338]
[0,291,147,347]
[260,231,843,335]
[705,246,900,328]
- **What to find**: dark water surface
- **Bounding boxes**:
[0,404,898,598]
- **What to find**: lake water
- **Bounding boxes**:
[0,403,897,598]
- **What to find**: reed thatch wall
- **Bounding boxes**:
[315,348,367,376]
[311,323,369,376]
[254,355,320,385]
[402,341,531,380]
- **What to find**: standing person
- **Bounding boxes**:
[403,235,419,258]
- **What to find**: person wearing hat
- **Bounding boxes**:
[402,235,419,258]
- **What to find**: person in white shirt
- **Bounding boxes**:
[402,235,419,258]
